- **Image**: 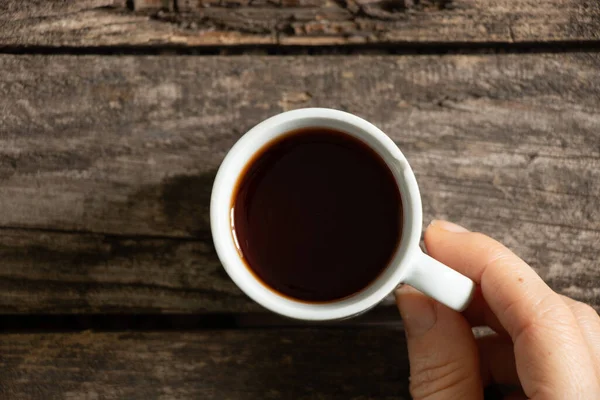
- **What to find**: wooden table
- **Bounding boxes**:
[1,1,599,398]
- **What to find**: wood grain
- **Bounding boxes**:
[0,54,599,313]
[0,228,258,314]
[0,329,410,399]
[2,0,600,47]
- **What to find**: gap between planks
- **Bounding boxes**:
[2,42,600,56]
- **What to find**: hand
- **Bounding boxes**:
[395,220,600,400]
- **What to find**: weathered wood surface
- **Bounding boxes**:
[0,329,410,399]
[0,229,256,313]
[2,0,600,47]
[0,54,599,313]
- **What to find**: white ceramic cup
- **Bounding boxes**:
[211,108,475,320]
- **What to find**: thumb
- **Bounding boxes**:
[396,286,483,400]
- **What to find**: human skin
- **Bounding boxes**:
[396,220,600,400]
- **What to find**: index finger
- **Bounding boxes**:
[424,220,600,398]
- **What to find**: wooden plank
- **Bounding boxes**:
[0,227,402,313]
[0,54,599,313]
[0,329,410,399]
[1,0,600,47]
[0,228,258,313]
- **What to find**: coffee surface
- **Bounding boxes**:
[232,128,402,302]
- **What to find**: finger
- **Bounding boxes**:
[477,334,519,387]
[456,283,507,335]
[396,285,483,400]
[423,226,505,335]
[424,220,600,398]
[560,295,600,378]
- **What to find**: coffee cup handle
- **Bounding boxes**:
[403,250,476,312]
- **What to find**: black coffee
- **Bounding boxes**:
[232,128,402,302]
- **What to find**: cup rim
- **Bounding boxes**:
[210,108,423,320]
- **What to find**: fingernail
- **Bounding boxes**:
[429,220,469,233]
[395,286,437,337]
